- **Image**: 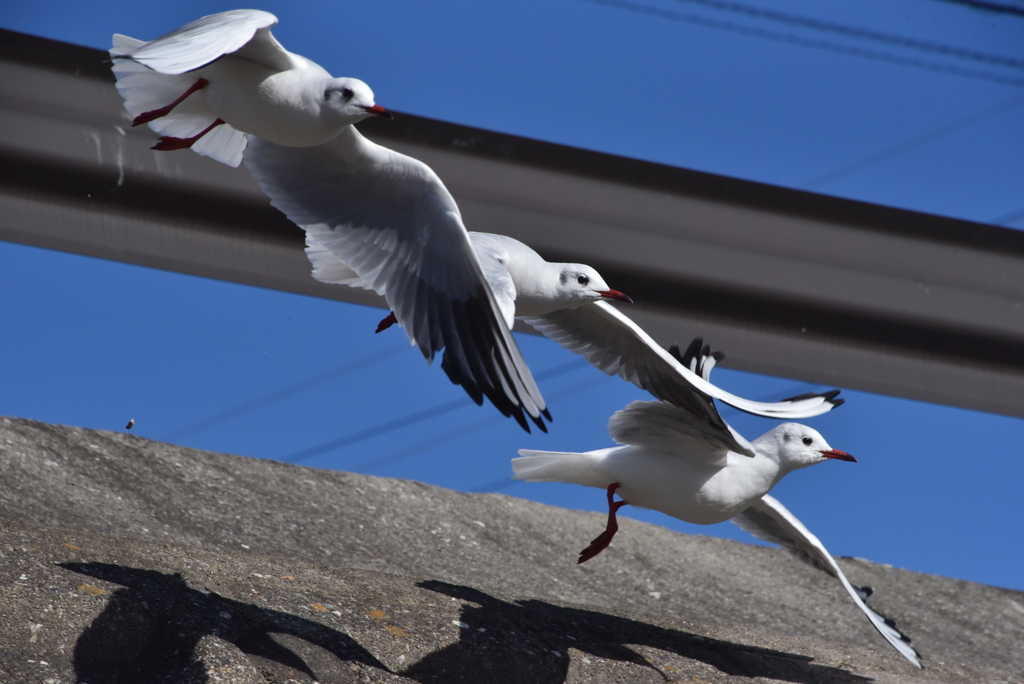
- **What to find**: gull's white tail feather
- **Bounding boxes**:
[110,36,247,167]
[188,123,247,167]
[513,449,611,488]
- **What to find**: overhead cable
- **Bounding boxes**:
[667,0,1024,70]
[801,91,1024,189]
[990,206,1024,225]
[929,0,1024,18]
[355,373,611,474]
[281,357,590,464]
[585,0,1024,87]
[162,341,408,442]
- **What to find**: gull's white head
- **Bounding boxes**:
[766,423,856,471]
[321,77,391,125]
[554,264,632,309]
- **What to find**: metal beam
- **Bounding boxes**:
[2,29,1022,417]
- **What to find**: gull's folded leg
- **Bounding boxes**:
[132,78,210,126]
[375,311,398,334]
[578,482,628,564]
[152,118,225,151]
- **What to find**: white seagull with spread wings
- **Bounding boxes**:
[243,133,554,432]
[513,339,920,667]
[110,10,391,167]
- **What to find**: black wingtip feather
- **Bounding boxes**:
[672,338,725,381]
[437,290,548,434]
[780,389,843,404]
[821,389,843,402]
[513,409,532,433]
[865,598,919,651]
[672,338,705,370]
[684,337,704,362]
[443,350,485,405]
[780,391,820,402]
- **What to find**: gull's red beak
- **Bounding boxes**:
[821,449,857,463]
[364,104,393,119]
[597,289,633,304]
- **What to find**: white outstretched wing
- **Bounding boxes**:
[732,495,922,668]
[304,232,372,289]
[524,301,842,419]
[114,10,292,74]
[244,129,548,432]
[608,400,754,462]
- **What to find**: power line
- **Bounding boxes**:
[584,0,1024,87]
[990,206,1024,225]
[667,0,1024,70]
[801,91,1024,189]
[353,414,507,473]
[353,372,612,474]
[283,396,469,464]
[929,0,1024,18]
[162,341,408,442]
[280,357,591,465]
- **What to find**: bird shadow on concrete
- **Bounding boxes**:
[60,562,388,684]
[403,580,873,684]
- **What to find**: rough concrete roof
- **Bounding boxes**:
[1,416,1022,682]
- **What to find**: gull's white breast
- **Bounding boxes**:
[603,447,781,525]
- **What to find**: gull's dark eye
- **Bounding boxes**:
[577,275,589,285]
[342,87,354,99]
[802,436,813,446]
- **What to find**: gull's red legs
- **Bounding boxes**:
[132,78,210,126]
[151,118,225,151]
[578,482,628,564]
[375,311,398,333]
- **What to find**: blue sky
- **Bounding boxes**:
[2,0,1023,594]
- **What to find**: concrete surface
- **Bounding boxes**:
[1,416,1022,683]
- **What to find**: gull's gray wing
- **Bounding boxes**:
[523,301,842,419]
[467,233,517,330]
[732,495,922,668]
[303,232,372,288]
[244,128,548,432]
[115,10,293,74]
[608,400,755,462]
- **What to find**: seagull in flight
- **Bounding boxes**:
[109,11,840,427]
[513,339,921,667]
[357,232,632,335]
[243,133,553,432]
[373,234,843,421]
[110,10,391,167]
